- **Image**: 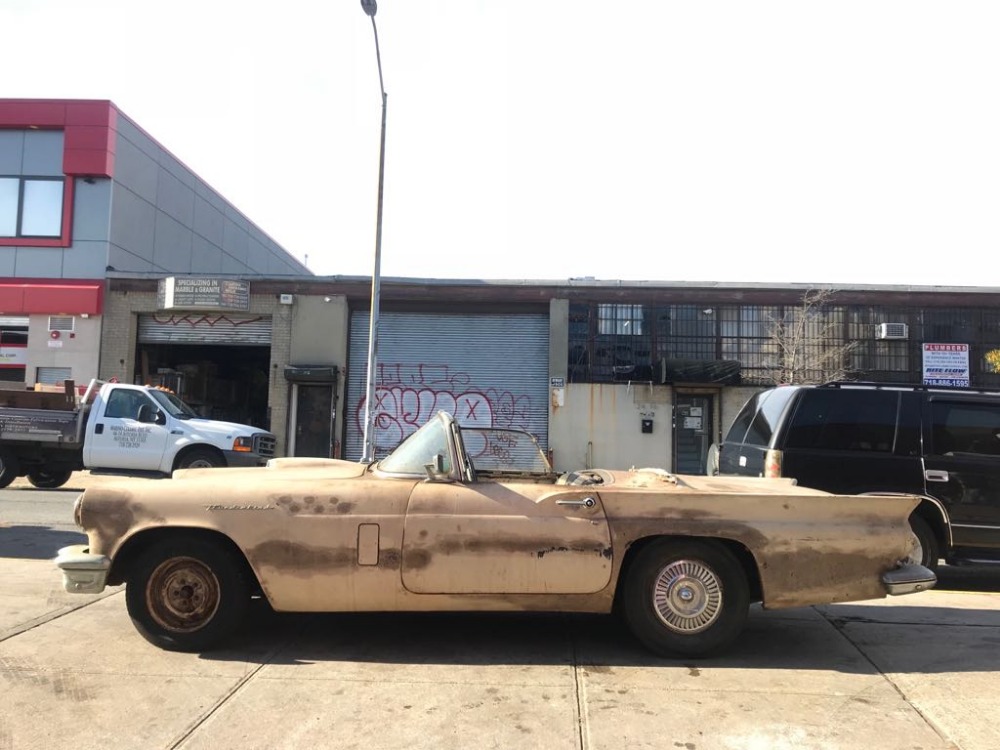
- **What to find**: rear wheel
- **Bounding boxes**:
[125,537,249,651]
[26,468,73,489]
[0,448,20,488]
[908,515,940,571]
[622,539,750,658]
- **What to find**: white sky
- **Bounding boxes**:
[5,1,999,287]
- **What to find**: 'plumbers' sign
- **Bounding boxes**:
[158,278,250,311]
[922,343,969,387]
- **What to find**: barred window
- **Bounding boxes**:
[566,301,1000,387]
[597,304,643,335]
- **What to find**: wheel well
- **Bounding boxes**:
[172,444,226,471]
[911,499,949,550]
[107,527,262,595]
[613,535,763,612]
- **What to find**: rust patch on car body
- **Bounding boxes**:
[248,540,353,573]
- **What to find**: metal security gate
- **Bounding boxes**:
[346,311,549,460]
[137,314,272,345]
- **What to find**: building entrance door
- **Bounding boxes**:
[673,394,714,474]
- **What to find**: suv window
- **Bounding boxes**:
[742,387,799,447]
[929,401,1000,457]
[784,389,898,452]
[725,392,764,447]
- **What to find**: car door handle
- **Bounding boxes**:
[925,469,949,482]
[557,497,596,508]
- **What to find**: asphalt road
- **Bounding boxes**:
[2,479,1000,749]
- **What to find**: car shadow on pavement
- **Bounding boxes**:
[0,525,85,560]
[200,596,1000,674]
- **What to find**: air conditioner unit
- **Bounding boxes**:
[876,323,909,340]
[48,316,75,332]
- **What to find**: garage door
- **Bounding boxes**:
[346,311,549,460]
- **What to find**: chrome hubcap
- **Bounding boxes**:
[652,559,723,634]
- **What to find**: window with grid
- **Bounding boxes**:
[0,176,64,238]
[566,301,1000,388]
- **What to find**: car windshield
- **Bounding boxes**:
[148,389,199,419]
[377,415,453,475]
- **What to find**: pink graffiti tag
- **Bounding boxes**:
[354,364,534,454]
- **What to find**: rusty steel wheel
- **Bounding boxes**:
[623,539,750,658]
[145,556,222,633]
[126,537,249,652]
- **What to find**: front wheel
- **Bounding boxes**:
[125,537,249,651]
[622,539,750,658]
[27,468,73,489]
[176,448,224,470]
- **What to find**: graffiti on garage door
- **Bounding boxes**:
[354,363,533,449]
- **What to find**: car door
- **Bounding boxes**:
[84,387,171,470]
[923,396,1000,554]
[401,479,613,595]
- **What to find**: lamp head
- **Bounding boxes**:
[361,0,377,17]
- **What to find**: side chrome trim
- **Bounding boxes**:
[951,522,1000,531]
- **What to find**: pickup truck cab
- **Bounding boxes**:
[0,380,276,488]
[81,383,276,473]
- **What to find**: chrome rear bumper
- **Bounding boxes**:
[881,563,936,596]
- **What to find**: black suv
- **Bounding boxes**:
[718,382,1000,570]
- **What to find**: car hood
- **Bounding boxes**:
[176,418,267,438]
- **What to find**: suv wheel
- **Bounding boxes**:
[908,515,940,572]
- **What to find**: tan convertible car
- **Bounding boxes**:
[57,411,935,658]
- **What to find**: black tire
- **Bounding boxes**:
[26,468,73,489]
[176,448,224,470]
[0,447,20,488]
[622,539,750,658]
[125,537,250,651]
[908,515,940,572]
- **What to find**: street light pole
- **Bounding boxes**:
[360,0,386,463]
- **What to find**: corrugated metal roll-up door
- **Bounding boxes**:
[137,314,272,345]
[346,311,549,460]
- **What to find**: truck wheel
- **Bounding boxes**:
[0,448,20,488]
[908,515,940,572]
[176,449,223,470]
[27,468,73,489]
[125,537,249,651]
[622,539,750,658]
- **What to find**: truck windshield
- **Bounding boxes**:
[148,389,199,419]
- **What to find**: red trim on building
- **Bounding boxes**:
[0,99,114,248]
[0,280,103,315]
[0,99,117,177]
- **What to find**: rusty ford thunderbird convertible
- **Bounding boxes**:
[56,412,936,657]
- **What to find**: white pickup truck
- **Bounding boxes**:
[0,379,277,488]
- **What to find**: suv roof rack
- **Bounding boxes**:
[818,380,1000,395]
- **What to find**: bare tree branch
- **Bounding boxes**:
[762,288,858,385]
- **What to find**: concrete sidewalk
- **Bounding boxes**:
[2,549,999,749]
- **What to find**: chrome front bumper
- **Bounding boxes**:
[55,544,111,594]
[881,563,936,596]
